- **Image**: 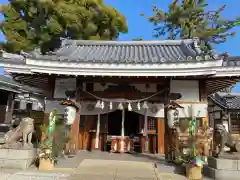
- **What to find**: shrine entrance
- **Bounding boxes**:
[108,109,140,136]
[108,110,121,136]
[107,109,141,153]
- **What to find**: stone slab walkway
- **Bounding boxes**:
[70,159,212,180]
[0,151,213,180]
[55,151,166,169]
[71,159,158,180]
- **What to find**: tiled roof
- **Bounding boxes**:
[210,92,240,110]
[0,74,46,95]
[25,38,219,64]
[222,56,240,67]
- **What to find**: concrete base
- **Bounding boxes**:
[204,157,240,180]
[0,148,37,169]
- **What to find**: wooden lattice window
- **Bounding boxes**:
[147,117,157,130]
[231,113,240,134]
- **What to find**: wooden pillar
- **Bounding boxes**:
[164,78,170,161]
[66,77,80,152]
[95,113,100,149]
[47,76,55,99]
[43,76,56,124]
[69,115,80,152]
[152,135,157,154]
[4,92,14,123]
[140,135,145,153]
[228,112,232,134]
[74,78,81,150]
[199,79,209,127]
[199,79,207,102]
[157,119,165,154]
[144,109,149,152]
[120,108,125,152]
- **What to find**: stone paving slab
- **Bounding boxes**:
[0,172,13,180]
[157,173,187,180]
[55,151,165,169]
[0,170,71,180]
[69,174,114,180]
[73,159,158,180]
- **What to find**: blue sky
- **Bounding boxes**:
[1,0,240,91]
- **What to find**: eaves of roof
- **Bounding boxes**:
[209,93,240,111]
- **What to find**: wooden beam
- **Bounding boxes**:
[78,76,168,84]
[206,77,240,81]
[206,82,237,87]
[206,80,237,87]
[207,86,233,94]
[78,91,180,102]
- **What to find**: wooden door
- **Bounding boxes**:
[78,115,96,150]
[157,119,165,154]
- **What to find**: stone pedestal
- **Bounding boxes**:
[204,156,240,180]
[0,148,37,169]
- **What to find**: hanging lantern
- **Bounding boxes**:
[109,102,113,110]
[128,103,132,111]
[167,109,179,129]
[64,106,77,125]
[142,101,148,109]
[101,101,104,109]
[137,102,141,111]
[118,102,124,110]
[95,100,101,109]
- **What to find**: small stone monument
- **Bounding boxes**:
[0,117,37,169]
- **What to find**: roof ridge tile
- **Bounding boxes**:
[61,39,194,46]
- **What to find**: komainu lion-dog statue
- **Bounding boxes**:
[0,117,34,149]
[215,124,240,157]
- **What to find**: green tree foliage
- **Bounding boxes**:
[0,0,128,53]
[144,0,240,52]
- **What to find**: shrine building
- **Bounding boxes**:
[1,38,240,159]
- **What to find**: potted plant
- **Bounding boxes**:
[178,118,203,180]
[179,150,203,180]
[37,110,57,170]
[38,140,56,170]
[38,109,69,170]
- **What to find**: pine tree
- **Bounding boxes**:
[0,0,128,53]
[144,0,240,52]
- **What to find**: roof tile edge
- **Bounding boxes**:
[61,38,194,46]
